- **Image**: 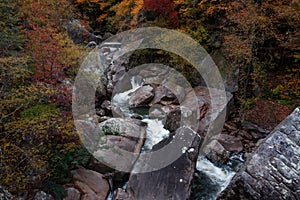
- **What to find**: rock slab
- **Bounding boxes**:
[218,107,300,200]
[115,127,201,200]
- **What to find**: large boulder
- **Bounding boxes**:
[163,86,232,143]
[88,118,146,180]
[129,85,154,107]
[150,85,179,105]
[33,191,54,200]
[63,187,81,200]
[202,139,230,165]
[71,167,109,200]
[213,134,243,153]
[114,127,201,200]
[218,107,300,200]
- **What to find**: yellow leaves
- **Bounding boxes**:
[113,0,131,17]
[131,0,143,16]
[174,0,185,6]
[97,13,108,21]
[76,0,86,3]
[99,2,109,9]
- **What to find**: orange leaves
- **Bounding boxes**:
[131,0,143,16]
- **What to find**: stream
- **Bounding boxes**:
[108,77,243,200]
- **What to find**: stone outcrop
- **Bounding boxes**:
[33,191,54,200]
[89,118,146,180]
[202,139,230,165]
[63,187,81,200]
[150,85,179,105]
[71,167,110,200]
[218,107,300,200]
[129,85,154,107]
[114,127,201,200]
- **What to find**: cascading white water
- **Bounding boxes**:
[112,76,170,150]
[141,118,170,151]
[196,157,235,192]
[191,155,243,200]
[112,77,142,116]
[110,77,242,200]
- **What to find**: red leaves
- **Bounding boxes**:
[144,0,178,27]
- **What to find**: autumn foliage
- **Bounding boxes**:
[0,0,299,198]
[144,0,178,27]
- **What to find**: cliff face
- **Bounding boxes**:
[218,107,300,200]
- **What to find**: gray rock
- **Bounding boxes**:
[150,85,178,105]
[213,134,244,153]
[202,139,230,165]
[129,85,154,107]
[33,191,54,200]
[218,107,300,200]
[63,187,81,200]
[113,188,133,200]
[118,127,201,200]
[163,86,232,140]
[89,118,146,180]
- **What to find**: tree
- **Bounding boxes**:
[223,0,300,108]
[144,0,179,27]
[19,0,82,84]
[0,0,23,57]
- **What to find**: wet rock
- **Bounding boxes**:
[33,191,54,200]
[113,188,133,200]
[121,127,201,200]
[139,66,170,85]
[150,85,178,105]
[213,134,243,153]
[218,107,300,200]
[96,108,106,117]
[202,139,230,165]
[89,118,146,181]
[71,168,109,200]
[111,65,126,85]
[129,85,154,107]
[130,113,143,120]
[149,105,167,119]
[101,100,112,116]
[182,87,232,136]
[63,187,81,200]
[164,107,181,132]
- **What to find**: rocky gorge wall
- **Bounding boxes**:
[218,107,300,199]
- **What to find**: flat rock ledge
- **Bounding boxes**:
[218,107,300,200]
[113,127,201,200]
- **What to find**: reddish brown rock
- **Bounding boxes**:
[71,168,109,200]
[150,85,178,105]
[63,187,81,200]
[213,134,243,153]
[129,85,154,107]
